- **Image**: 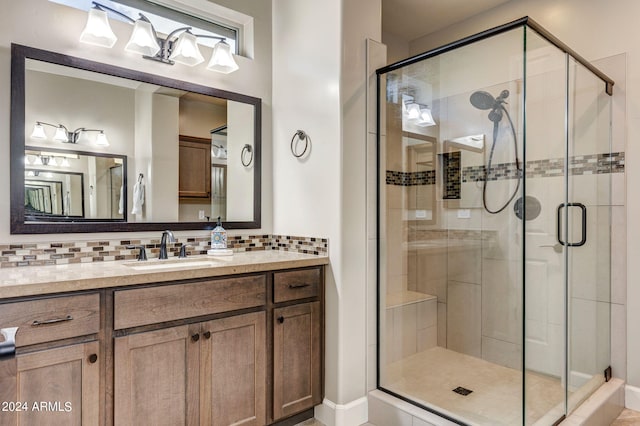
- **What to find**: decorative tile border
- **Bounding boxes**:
[0,234,328,269]
[387,152,625,186]
[386,170,435,186]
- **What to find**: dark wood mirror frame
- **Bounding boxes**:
[11,44,261,234]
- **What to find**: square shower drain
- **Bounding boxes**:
[452,386,473,396]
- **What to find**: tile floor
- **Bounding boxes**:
[382,346,566,425]
[297,408,639,425]
[611,408,640,425]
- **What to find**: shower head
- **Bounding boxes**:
[470,90,509,122]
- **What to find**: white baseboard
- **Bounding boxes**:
[626,384,640,411]
[314,396,368,426]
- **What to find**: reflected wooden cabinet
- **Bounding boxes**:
[0,341,100,426]
[179,135,211,199]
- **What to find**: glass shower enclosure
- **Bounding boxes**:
[376,18,614,425]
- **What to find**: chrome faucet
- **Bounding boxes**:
[159,230,175,260]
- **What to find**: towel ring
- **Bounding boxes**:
[291,130,310,158]
[241,144,253,167]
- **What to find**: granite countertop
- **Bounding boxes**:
[0,251,329,299]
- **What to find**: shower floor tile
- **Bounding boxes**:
[383,347,564,425]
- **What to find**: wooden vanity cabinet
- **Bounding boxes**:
[0,293,101,426]
[113,275,267,426]
[271,268,323,422]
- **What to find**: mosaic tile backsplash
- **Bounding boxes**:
[387,151,625,187]
[0,234,328,269]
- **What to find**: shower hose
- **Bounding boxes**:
[482,105,522,214]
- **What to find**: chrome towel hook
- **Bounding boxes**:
[241,144,253,167]
[291,130,310,158]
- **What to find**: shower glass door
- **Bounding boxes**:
[377,19,612,426]
[565,55,612,415]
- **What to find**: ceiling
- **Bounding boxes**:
[382,0,512,41]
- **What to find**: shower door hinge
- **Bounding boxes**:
[605,366,612,382]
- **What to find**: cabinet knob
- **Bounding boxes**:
[88,354,98,364]
[277,316,285,324]
[191,333,200,342]
[203,331,211,339]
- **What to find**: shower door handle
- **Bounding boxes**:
[557,203,587,247]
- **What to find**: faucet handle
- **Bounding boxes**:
[179,244,191,258]
[127,245,147,261]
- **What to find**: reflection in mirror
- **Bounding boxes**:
[406,133,437,225]
[25,147,125,221]
[11,44,261,233]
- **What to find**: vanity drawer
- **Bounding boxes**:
[273,268,320,303]
[0,293,100,347]
[114,274,266,329]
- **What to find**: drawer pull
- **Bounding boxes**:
[191,333,200,342]
[88,354,98,364]
[31,315,73,327]
[288,283,311,289]
[277,316,285,324]
[0,327,18,359]
[203,331,211,339]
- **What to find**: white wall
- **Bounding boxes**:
[405,0,637,396]
[0,0,272,240]
[272,0,381,420]
[227,101,254,221]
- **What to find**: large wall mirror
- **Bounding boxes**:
[11,44,261,234]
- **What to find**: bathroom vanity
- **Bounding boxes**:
[0,251,327,426]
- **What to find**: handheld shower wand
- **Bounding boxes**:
[470,89,522,214]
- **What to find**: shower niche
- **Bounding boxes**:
[377,18,614,425]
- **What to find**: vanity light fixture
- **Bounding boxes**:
[31,122,110,146]
[402,95,436,127]
[80,2,239,74]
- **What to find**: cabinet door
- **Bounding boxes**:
[179,137,211,198]
[200,311,266,426]
[0,341,99,426]
[273,302,321,420]
[114,324,200,426]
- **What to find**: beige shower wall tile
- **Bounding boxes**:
[482,336,522,370]
[447,281,481,358]
[447,247,481,284]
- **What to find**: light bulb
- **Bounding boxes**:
[80,7,117,48]
[125,19,161,57]
[169,31,204,66]
[53,127,69,143]
[31,123,47,139]
[95,132,110,147]
[206,40,238,74]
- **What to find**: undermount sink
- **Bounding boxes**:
[123,258,218,271]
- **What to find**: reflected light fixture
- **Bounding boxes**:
[31,122,110,146]
[402,95,436,127]
[80,2,239,73]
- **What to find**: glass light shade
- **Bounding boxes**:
[26,154,37,164]
[417,108,436,126]
[406,103,421,119]
[125,20,161,57]
[95,132,110,147]
[26,171,35,177]
[53,127,69,143]
[33,156,43,166]
[206,40,238,74]
[80,7,117,48]
[54,157,64,166]
[31,123,47,139]
[169,31,204,66]
[61,157,71,167]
